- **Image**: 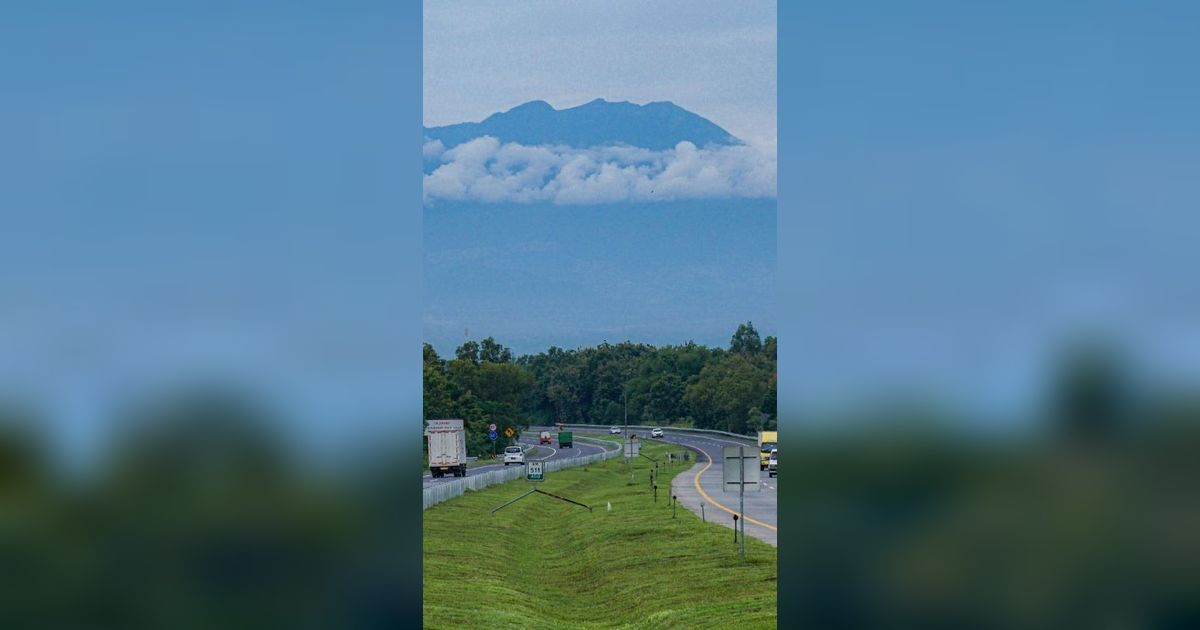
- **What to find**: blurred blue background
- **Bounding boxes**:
[1,2,422,627]
[780,2,1200,626]
[1,2,419,468]
[788,2,1200,423]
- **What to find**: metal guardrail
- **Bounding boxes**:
[530,423,758,442]
[422,435,621,510]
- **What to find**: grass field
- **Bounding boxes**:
[423,436,777,628]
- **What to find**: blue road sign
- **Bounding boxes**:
[487,430,498,441]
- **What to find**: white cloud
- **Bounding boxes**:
[422,137,776,205]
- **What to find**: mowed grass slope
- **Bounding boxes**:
[423,438,777,629]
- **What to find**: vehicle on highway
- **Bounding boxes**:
[558,431,573,448]
[426,418,467,478]
[539,431,552,445]
[503,445,525,465]
[767,448,777,477]
[610,426,622,435]
[651,427,664,438]
[757,430,778,470]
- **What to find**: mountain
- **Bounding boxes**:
[424,99,741,151]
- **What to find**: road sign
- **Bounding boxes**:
[722,446,760,490]
[720,445,757,562]
[527,461,544,481]
[488,423,497,432]
[623,440,640,458]
[487,430,498,441]
[504,427,514,438]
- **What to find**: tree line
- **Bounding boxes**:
[423,322,777,456]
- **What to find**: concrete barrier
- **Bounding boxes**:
[422,435,621,510]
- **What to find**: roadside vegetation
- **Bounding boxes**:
[423,437,777,628]
[423,322,777,459]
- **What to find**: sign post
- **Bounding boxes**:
[739,446,745,561]
[722,445,759,562]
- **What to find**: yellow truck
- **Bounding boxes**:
[757,430,777,470]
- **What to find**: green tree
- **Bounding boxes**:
[730,322,763,354]
[455,340,480,365]
[684,354,771,434]
[479,337,513,363]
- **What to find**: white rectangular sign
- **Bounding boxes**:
[526,461,544,481]
[623,440,640,457]
[722,446,760,490]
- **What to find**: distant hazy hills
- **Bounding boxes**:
[424,99,741,151]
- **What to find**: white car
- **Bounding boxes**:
[503,445,525,465]
[610,426,622,435]
[650,427,664,438]
[767,449,777,477]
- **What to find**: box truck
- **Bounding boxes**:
[757,430,777,470]
[427,419,467,478]
[558,431,573,448]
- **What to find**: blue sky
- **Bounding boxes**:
[424,200,776,358]
[424,0,777,148]
[422,0,778,359]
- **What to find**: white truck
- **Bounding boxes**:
[426,419,468,478]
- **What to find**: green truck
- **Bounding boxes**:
[558,431,573,448]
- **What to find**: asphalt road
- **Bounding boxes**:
[421,432,609,489]
[570,426,778,547]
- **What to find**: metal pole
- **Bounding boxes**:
[673,495,677,518]
[624,389,630,479]
[653,483,657,504]
[701,503,705,522]
[739,445,746,561]
[733,515,738,542]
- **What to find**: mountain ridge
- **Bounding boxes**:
[424,99,741,151]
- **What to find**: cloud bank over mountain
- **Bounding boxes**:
[422,136,776,205]
[422,99,775,205]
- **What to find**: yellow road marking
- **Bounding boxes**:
[691,446,777,532]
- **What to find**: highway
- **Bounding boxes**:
[421,431,610,490]
[570,426,778,547]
